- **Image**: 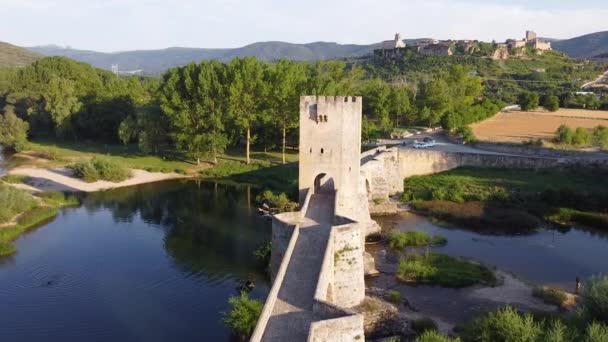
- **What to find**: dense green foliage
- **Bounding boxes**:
[403,167,608,231]
[368,49,602,105]
[69,157,132,182]
[0,55,504,167]
[0,109,29,151]
[256,190,298,213]
[518,91,540,111]
[0,184,37,223]
[543,94,560,112]
[416,330,461,342]
[460,305,608,342]
[223,291,263,338]
[555,125,607,148]
[388,230,447,249]
[396,252,495,288]
[583,275,608,324]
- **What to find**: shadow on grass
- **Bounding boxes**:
[30,138,195,165]
[201,161,298,197]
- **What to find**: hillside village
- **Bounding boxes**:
[377,30,552,59]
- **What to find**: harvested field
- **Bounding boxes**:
[471,109,608,143]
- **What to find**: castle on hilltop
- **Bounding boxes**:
[376,30,552,59]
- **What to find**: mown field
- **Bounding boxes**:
[470,109,608,143]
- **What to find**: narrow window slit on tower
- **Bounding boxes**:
[321,148,324,154]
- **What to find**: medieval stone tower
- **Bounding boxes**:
[298,95,363,219]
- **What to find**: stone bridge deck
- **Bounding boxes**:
[261,193,334,342]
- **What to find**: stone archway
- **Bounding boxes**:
[313,173,335,194]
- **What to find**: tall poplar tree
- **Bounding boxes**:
[227,57,265,164]
[265,60,306,164]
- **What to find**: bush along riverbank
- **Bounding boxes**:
[402,167,608,233]
[0,184,79,257]
[410,274,608,341]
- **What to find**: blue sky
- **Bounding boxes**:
[1,0,606,52]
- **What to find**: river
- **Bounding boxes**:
[374,212,608,290]
[0,180,270,342]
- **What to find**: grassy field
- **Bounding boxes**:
[470,109,608,144]
[403,167,608,232]
[396,252,495,288]
[15,139,299,177]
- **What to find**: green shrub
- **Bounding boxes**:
[256,190,297,213]
[396,253,495,288]
[519,92,540,111]
[573,127,592,146]
[543,95,560,112]
[223,291,263,339]
[415,330,460,342]
[455,126,478,144]
[0,185,37,223]
[411,317,438,334]
[388,290,402,304]
[556,124,575,144]
[69,157,132,183]
[543,319,569,342]
[174,168,187,175]
[585,322,608,342]
[0,174,29,184]
[0,110,29,152]
[533,286,568,307]
[593,126,608,149]
[388,230,447,249]
[583,275,608,324]
[460,306,542,342]
[253,241,271,265]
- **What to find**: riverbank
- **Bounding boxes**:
[0,187,80,256]
[7,167,187,192]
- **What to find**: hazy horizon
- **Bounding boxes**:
[1,0,607,52]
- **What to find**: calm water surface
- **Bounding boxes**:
[0,180,270,342]
[375,212,608,290]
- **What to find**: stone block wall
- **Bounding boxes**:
[307,315,365,342]
[331,222,365,308]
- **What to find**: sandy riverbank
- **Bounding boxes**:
[8,167,188,192]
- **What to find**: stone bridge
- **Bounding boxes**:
[250,96,608,342]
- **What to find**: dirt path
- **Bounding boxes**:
[8,167,187,192]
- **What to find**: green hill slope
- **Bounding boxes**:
[0,42,40,67]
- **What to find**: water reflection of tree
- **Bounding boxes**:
[82,180,271,282]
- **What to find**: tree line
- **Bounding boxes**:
[1,56,504,164]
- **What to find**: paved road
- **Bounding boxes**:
[262,193,334,342]
[372,132,508,155]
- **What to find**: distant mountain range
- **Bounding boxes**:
[25,41,383,75]
[0,41,40,68]
[552,31,608,59]
[9,31,608,74]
